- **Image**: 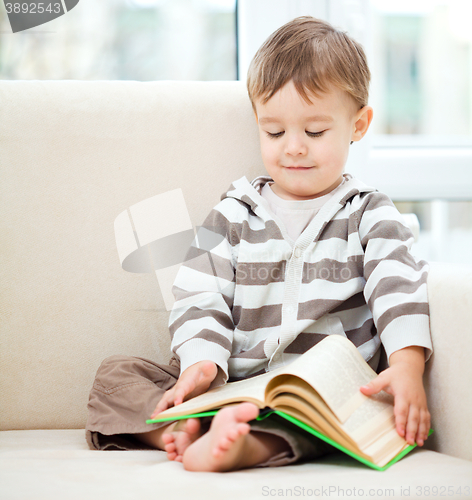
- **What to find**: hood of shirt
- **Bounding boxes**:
[220,174,377,223]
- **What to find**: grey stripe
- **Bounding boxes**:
[221,182,237,199]
[302,258,364,284]
[172,286,234,310]
[364,246,426,280]
[233,340,267,359]
[236,261,286,285]
[350,192,392,222]
[229,367,267,382]
[338,188,362,207]
[232,304,282,331]
[346,319,375,347]
[182,250,235,283]
[298,299,344,321]
[240,194,259,213]
[200,208,233,239]
[173,328,233,353]
[331,292,366,313]
[312,197,396,244]
[377,302,430,335]
[367,273,428,310]
[240,219,284,244]
[318,218,349,241]
[169,307,234,338]
[362,192,394,213]
[361,220,412,248]
[284,332,327,354]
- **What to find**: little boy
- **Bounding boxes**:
[86,16,432,472]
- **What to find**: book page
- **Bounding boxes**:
[343,391,397,448]
[363,425,409,467]
[267,377,338,429]
[153,364,290,419]
[154,335,379,423]
[274,398,358,451]
[269,335,378,423]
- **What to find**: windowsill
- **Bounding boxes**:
[366,146,472,201]
[372,134,472,149]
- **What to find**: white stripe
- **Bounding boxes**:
[233,282,285,308]
[380,315,433,362]
[170,291,232,326]
[364,237,415,261]
[172,316,233,347]
[298,277,366,302]
[364,263,427,301]
[359,205,407,236]
[213,198,245,224]
[368,284,429,321]
[234,325,278,349]
[298,316,331,335]
[228,357,268,376]
[333,305,372,332]
[237,240,292,263]
[174,264,233,294]
[176,338,230,377]
[356,334,381,362]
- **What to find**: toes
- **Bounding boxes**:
[165,442,177,453]
[234,402,259,422]
[236,422,251,437]
[185,418,201,435]
[162,433,174,444]
[227,428,239,441]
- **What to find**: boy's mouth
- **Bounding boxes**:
[285,166,313,170]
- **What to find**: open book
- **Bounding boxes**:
[147,335,431,470]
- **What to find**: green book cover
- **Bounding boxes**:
[146,409,433,471]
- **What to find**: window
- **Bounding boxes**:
[0,0,237,81]
[368,0,472,265]
[370,0,472,141]
[237,0,472,265]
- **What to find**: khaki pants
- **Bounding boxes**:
[85,355,334,467]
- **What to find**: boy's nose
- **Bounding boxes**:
[284,135,308,156]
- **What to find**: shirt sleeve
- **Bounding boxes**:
[168,202,237,383]
[357,192,433,364]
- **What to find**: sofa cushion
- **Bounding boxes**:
[1,430,471,500]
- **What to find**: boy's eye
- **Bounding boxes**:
[266,130,326,139]
[266,131,284,139]
[306,130,325,138]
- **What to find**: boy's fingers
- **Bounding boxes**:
[173,375,200,405]
[173,383,191,406]
[359,374,388,396]
[152,386,181,416]
[405,406,420,445]
[416,409,431,446]
[393,397,409,438]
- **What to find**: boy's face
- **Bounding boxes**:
[254,80,370,201]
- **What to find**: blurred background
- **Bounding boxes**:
[1,0,471,265]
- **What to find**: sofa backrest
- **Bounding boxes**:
[0,81,264,430]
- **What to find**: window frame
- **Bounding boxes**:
[236,0,472,202]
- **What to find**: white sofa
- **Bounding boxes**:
[1,80,471,500]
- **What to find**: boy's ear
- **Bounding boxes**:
[351,106,373,142]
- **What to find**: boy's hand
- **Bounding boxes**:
[151,360,218,418]
[359,346,430,447]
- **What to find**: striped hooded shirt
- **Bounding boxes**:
[169,174,433,383]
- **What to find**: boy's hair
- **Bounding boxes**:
[247,16,370,112]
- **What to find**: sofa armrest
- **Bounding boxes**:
[423,262,472,461]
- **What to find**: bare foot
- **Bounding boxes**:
[162,418,203,462]
[182,402,260,472]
